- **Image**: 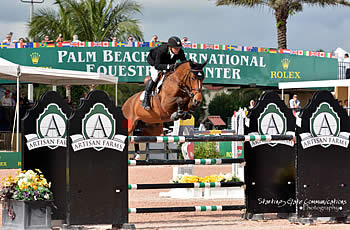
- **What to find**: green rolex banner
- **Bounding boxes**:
[0,47,337,87]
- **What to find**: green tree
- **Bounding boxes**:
[208,88,262,119]
[29,0,144,42]
[216,0,350,49]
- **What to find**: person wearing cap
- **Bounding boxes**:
[142,36,186,110]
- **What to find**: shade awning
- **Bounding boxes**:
[278,80,350,89]
[0,57,118,85]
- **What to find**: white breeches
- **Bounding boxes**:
[150,66,160,82]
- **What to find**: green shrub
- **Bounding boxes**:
[194,142,220,159]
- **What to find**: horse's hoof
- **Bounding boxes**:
[170,113,178,121]
[134,154,140,160]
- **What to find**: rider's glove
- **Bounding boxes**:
[167,64,175,71]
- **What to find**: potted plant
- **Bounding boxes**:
[0,169,53,230]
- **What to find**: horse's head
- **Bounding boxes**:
[184,60,208,108]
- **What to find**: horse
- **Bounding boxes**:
[122,60,208,159]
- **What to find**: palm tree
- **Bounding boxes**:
[216,0,350,49]
[29,0,143,42]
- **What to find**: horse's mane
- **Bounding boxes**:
[174,60,190,70]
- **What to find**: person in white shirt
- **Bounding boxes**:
[2,33,13,44]
[150,35,158,43]
[1,90,12,107]
[72,34,80,43]
[289,94,300,109]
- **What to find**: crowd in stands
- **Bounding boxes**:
[2,32,191,46]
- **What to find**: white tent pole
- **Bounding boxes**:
[16,66,20,152]
[281,89,284,101]
[28,84,33,102]
[11,104,17,149]
[115,83,118,106]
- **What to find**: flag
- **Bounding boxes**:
[297,50,304,56]
[15,43,23,48]
[263,48,270,53]
[304,51,311,56]
[23,43,33,48]
[191,43,198,49]
[102,42,109,47]
[241,46,249,52]
[227,45,237,51]
[290,50,298,55]
[258,47,263,52]
[318,52,325,58]
[70,42,79,47]
[310,51,318,56]
[92,42,103,47]
[280,49,291,54]
[39,42,47,48]
[213,44,221,50]
[46,42,55,48]
[0,43,7,49]
[249,47,259,52]
[205,44,214,50]
[182,43,191,48]
[326,53,333,58]
[33,42,39,48]
[269,49,277,54]
[116,42,125,47]
[199,44,205,49]
[154,42,161,47]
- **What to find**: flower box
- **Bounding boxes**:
[2,199,52,230]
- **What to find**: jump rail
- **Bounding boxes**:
[129,135,295,144]
[128,158,245,166]
[129,205,246,213]
[128,181,244,190]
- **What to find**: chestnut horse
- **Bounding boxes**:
[122,60,207,138]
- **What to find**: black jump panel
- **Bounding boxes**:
[245,91,296,214]
[296,90,350,218]
[22,91,72,220]
[66,90,128,226]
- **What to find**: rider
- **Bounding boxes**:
[142,36,187,110]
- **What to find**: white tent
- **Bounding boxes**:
[0,57,118,152]
[334,47,349,61]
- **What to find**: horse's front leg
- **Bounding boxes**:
[170,97,185,120]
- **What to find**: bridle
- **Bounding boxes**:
[167,67,203,99]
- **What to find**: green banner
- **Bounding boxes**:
[0,47,337,87]
[0,152,21,169]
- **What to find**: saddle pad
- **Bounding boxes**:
[140,91,145,101]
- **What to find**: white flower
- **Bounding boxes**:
[44,193,50,200]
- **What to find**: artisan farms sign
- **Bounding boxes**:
[0,47,337,87]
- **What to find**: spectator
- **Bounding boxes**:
[80,91,88,103]
[150,35,158,43]
[112,36,117,42]
[289,94,300,109]
[126,35,134,47]
[2,33,13,44]
[56,34,64,43]
[344,53,350,79]
[248,100,255,110]
[182,36,190,44]
[339,100,343,107]
[72,34,80,42]
[1,90,12,107]
[11,94,16,107]
[42,35,53,43]
[18,38,24,44]
[344,99,348,109]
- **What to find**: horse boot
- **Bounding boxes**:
[142,79,156,111]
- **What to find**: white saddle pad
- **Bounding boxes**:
[139,77,165,101]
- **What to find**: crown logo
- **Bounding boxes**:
[281,58,290,70]
[30,52,40,64]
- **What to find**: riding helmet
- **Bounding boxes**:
[168,36,182,48]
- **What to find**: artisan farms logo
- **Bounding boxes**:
[300,102,350,149]
[249,103,294,148]
[70,103,126,152]
[270,58,301,79]
[25,103,67,150]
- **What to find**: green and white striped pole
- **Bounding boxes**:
[128,181,244,190]
[129,205,246,213]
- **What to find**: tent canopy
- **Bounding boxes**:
[279,79,350,89]
[0,57,118,85]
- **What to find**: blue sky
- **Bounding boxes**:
[1,0,350,52]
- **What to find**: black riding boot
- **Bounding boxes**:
[142,79,156,110]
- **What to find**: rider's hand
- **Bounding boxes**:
[167,64,175,71]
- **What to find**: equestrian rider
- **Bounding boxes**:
[142,36,187,110]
